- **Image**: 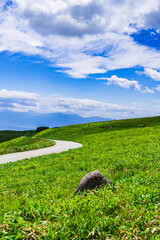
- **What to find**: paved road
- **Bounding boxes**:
[0,140,82,165]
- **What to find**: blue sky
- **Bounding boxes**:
[0,0,160,120]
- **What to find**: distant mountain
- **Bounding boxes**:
[0,111,112,130]
[25,113,112,128]
[0,111,40,130]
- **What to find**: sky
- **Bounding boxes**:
[0,0,160,120]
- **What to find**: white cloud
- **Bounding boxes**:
[0,88,140,119]
[142,86,155,94]
[155,85,160,91]
[100,75,141,91]
[99,75,156,94]
[0,89,38,99]
[17,95,132,117]
[0,0,160,78]
[144,8,160,29]
[135,71,144,76]
[0,89,159,119]
[144,68,160,81]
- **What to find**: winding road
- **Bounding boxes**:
[0,140,82,165]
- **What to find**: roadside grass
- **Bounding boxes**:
[0,137,55,155]
[0,116,159,239]
[0,130,36,144]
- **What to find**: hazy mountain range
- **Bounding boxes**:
[0,111,112,130]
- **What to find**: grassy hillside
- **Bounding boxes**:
[0,116,160,239]
[36,116,160,141]
[0,130,36,144]
[0,136,55,155]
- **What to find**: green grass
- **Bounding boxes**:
[0,130,36,144]
[36,116,160,141]
[0,136,55,155]
[0,116,160,239]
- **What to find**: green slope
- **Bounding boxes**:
[0,136,55,155]
[0,116,159,239]
[0,130,36,144]
[36,116,160,141]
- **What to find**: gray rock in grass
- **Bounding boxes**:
[75,169,112,194]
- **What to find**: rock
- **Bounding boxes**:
[74,169,113,194]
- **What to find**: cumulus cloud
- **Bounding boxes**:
[155,85,160,91]
[144,68,160,81]
[144,9,160,29]
[142,86,155,94]
[100,75,141,91]
[0,0,160,78]
[0,89,38,112]
[0,89,38,99]
[23,1,105,37]
[98,75,156,93]
[18,0,159,37]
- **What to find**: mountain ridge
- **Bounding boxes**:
[0,111,112,130]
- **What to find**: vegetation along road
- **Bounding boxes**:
[0,116,159,239]
[0,139,82,164]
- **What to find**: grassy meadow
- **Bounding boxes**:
[0,136,55,155]
[0,116,160,239]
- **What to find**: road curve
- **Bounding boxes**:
[0,140,83,165]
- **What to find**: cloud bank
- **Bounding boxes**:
[0,89,158,119]
[0,0,160,78]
